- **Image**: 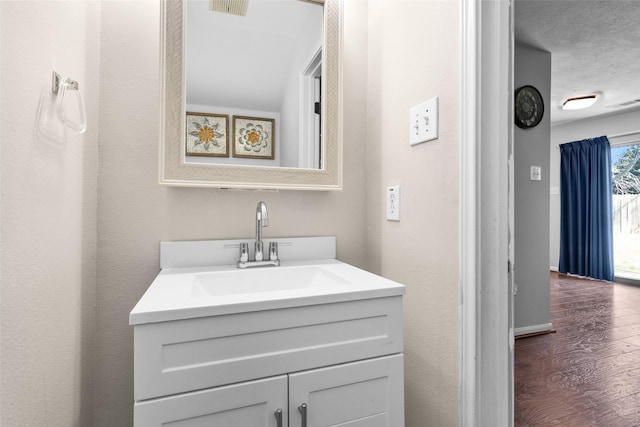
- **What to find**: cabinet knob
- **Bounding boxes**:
[298,403,308,427]
[274,408,283,427]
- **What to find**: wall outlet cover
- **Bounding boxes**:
[530,166,542,181]
[386,186,400,221]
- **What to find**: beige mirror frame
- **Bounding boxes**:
[159,0,343,190]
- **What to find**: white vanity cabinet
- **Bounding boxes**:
[288,354,404,427]
[134,375,288,426]
[135,354,403,426]
[131,238,406,427]
[132,296,404,426]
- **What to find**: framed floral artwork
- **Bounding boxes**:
[185,112,229,157]
[232,116,275,159]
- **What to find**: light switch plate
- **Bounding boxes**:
[386,186,400,221]
[409,97,439,146]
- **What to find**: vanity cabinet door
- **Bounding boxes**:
[288,354,404,427]
[134,375,288,427]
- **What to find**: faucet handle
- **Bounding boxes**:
[254,241,264,261]
[269,242,279,261]
[239,242,249,262]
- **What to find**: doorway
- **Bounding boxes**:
[459,0,513,425]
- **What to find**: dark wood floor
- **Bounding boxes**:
[515,272,640,427]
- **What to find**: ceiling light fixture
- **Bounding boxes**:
[562,95,597,110]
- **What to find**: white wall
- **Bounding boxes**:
[549,108,640,268]
[0,1,100,425]
[513,45,551,333]
[94,1,368,425]
[365,0,460,424]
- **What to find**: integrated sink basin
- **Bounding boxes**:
[191,265,351,298]
[130,260,405,325]
[129,238,405,325]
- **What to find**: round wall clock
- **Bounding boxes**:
[514,85,544,129]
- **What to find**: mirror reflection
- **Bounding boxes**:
[185,0,324,169]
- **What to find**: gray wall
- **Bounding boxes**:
[514,45,552,332]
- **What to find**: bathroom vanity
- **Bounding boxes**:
[130,237,405,426]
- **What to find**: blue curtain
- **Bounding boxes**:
[559,136,614,281]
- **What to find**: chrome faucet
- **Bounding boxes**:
[237,201,280,269]
[255,201,268,261]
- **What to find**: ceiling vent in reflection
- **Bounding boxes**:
[607,99,640,109]
[210,0,249,16]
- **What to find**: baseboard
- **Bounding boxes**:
[615,275,640,286]
[514,322,554,338]
[550,265,559,272]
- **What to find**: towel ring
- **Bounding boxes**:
[52,71,87,134]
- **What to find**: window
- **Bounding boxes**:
[612,143,640,279]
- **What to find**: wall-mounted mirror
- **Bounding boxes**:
[159,0,343,190]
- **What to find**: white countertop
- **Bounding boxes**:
[129,259,406,325]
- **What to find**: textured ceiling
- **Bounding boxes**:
[515,0,640,125]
